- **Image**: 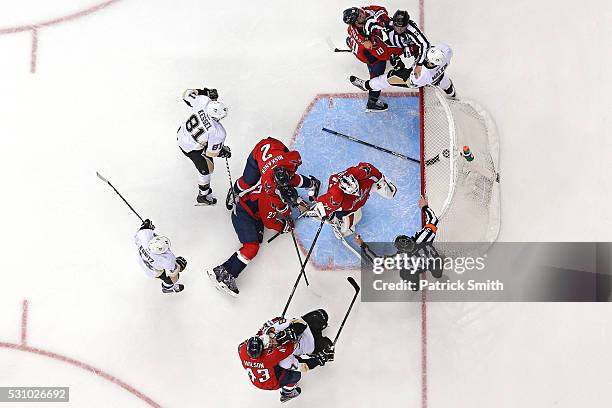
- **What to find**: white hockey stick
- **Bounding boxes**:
[330,224,362,260]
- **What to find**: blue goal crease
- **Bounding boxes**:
[291,94,422,269]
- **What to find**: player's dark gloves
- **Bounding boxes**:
[320,345,335,362]
[197,88,219,100]
[299,351,328,369]
[275,326,297,344]
[140,219,155,230]
[176,256,187,271]
[218,145,232,158]
[390,54,404,69]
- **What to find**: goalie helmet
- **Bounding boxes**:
[426,44,453,66]
[343,7,360,24]
[394,234,415,253]
[273,166,291,187]
[278,185,299,206]
[338,174,360,195]
[206,101,228,121]
[246,336,264,359]
[148,235,171,255]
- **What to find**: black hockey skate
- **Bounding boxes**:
[206,265,239,297]
[196,192,217,206]
[366,99,388,112]
[280,387,301,403]
[161,283,184,293]
[349,75,369,91]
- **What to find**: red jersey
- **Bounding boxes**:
[238,340,296,391]
[316,162,382,216]
[346,6,398,64]
[249,137,305,203]
[238,185,288,233]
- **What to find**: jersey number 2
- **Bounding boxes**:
[246,368,271,384]
[260,143,272,161]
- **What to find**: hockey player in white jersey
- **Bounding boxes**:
[135,219,187,293]
[349,43,456,98]
[177,87,231,206]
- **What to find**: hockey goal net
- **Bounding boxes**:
[421,87,501,244]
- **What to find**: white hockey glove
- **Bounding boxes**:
[303,202,326,219]
[375,175,397,199]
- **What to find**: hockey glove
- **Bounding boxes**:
[299,352,328,369]
[176,256,187,271]
[140,219,155,231]
[275,326,298,344]
[207,88,219,100]
[218,145,232,158]
[320,345,335,362]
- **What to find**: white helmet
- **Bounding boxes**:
[338,174,360,195]
[148,235,171,255]
[426,44,452,66]
[206,101,228,121]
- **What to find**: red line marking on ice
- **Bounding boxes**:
[30,28,38,73]
[0,0,122,73]
[21,300,29,346]
[3,301,162,407]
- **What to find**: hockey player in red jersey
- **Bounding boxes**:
[208,183,301,296]
[238,310,334,403]
[226,137,320,212]
[342,5,401,111]
[305,162,397,237]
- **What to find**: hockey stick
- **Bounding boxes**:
[334,48,351,53]
[225,158,237,214]
[322,127,421,164]
[330,224,362,260]
[267,201,313,243]
[291,230,309,286]
[281,218,326,318]
[96,172,144,222]
[333,277,361,346]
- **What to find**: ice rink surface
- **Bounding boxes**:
[1,1,611,407]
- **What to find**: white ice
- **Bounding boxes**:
[0,1,611,407]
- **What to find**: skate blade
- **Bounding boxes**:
[194,202,217,207]
[206,270,238,298]
[365,107,388,113]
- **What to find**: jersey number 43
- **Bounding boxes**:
[246,367,271,384]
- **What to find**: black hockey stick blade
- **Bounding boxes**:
[334,48,351,52]
[347,276,360,293]
[333,277,361,345]
[322,127,420,164]
[96,171,145,222]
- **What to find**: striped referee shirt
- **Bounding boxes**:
[413,205,439,243]
[383,20,430,65]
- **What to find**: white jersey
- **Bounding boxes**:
[263,318,315,371]
[177,90,227,155]
[134,228,177,278]
[410,44,453,87]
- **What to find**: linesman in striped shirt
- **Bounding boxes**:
[384,11,430,71]
[355,195,442,288]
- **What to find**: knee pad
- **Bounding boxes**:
[302,309,329,332]
[238,242,260,263]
